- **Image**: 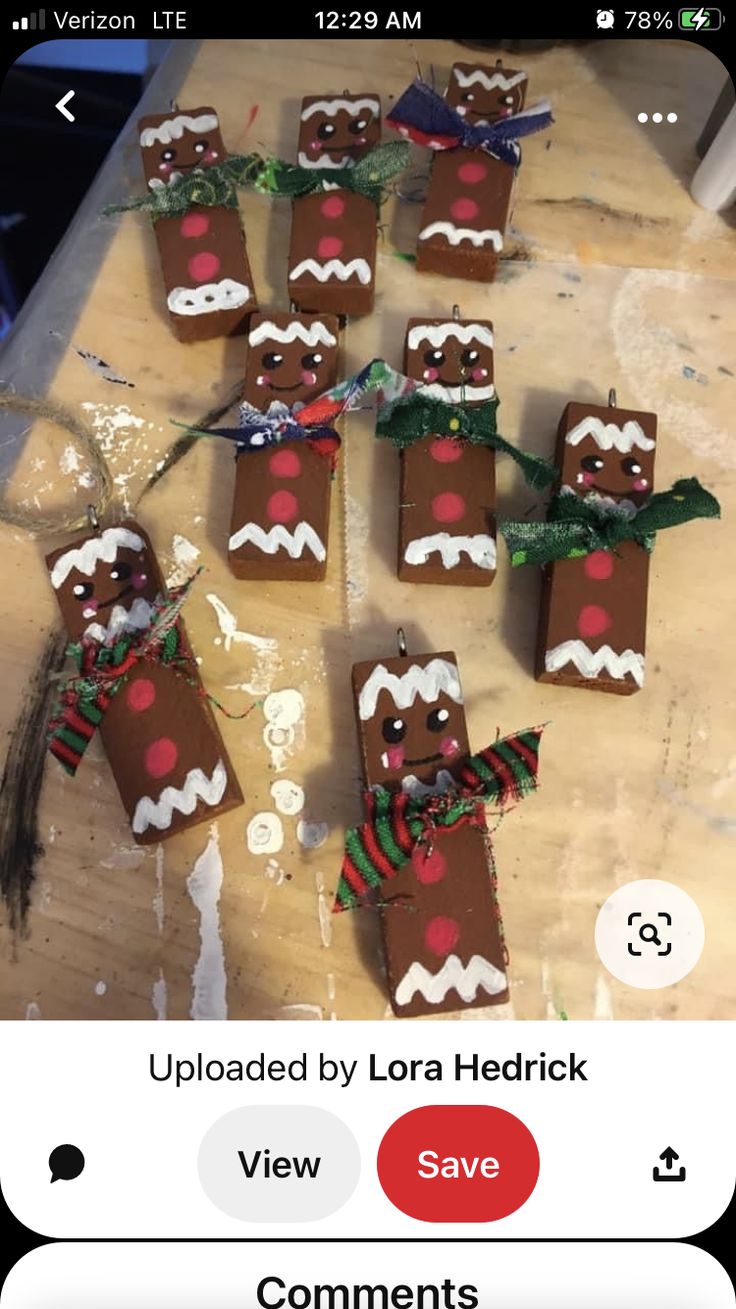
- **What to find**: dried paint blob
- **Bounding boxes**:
[246,811,284,855]
[262,688,305,771]
[94,980,107,996]
[297,819,329,849]
[270,779,305,816]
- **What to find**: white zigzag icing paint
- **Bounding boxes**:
[404,533,497,570]
[51,527,144,588]
[228,521,326,561]
[421,381,496,404]
[84,597,155,643]
[297,151,355,170]
[418,221,504,251]
[358,658,463,721]
[289,258,372,285]
[400,768,456,798]
[406,322,494,351]
[300,97,380,120]
[565,415,655,453]
[248,320,338,348]
[140,113,219,148]
[545,640,645,687]
[395,954,507,1007]
[133,759,228,835]
[451,69,528,92]
[168,279,251,316]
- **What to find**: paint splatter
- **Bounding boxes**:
[187,824,227,1021]
[594,974,614,1019]
[280,1003,324,1019]
[94,980,107,996]
[314,870,332,948]
[262,688,305,771]
[152,969,168,1020]
[246,811,284,855]
[270,779,305,816]
[166,534,201,588]
[25,1002,42,1020]
[297,819,329,849]
[153,845,165,934]
[74,346,133,387]
[206,593,277,654]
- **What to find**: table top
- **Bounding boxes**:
[1,37,733,1022]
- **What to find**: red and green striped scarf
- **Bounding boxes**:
[48,573,198,776]
[334,726,543,912]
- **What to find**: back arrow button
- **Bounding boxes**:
[55,91,76,123]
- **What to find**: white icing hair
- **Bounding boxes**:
[50,528,144,589]
[248,320,338,349]
[300,97,379,120]
[451,68,528,92]
[139,113,219,148]
[358,658,463,721]
[407,322,494,351]
[565,415,656,453]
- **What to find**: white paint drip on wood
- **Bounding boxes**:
[280,1003,324,1019]
[187,824,228,1021]
[153,845,165,934]
[594,973,614,1020]
[25,1002,42,1020]
[152,969,168,1020]
[262,688,305,772]
[206,593,278,653]
[166,534,200,587]
[246,811,284,855]
[270,779,305,816]
[315,870,332,948]
[297,819,329,849]
[540,957,559,1020]
[94,980,107,996]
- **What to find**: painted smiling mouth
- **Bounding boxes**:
[402,751,444,767]
[96,584,135,612]
[320,143,361,154]
[268,381,304,392]
[590,483,635,498]
[436,377,482,388]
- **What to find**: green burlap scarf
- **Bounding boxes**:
[254,141,411,207]
[103,154,264,218]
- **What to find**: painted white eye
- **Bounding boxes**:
[503,95,515,105]
[193,139,208,153]
[462,93,475,102]
[427,707,450,731]
[73,583,88,598]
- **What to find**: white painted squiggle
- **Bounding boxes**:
[132,759,228,835]
[206,594,277,653]
[301,97,380,120]
[419,221,503,251]
[51,527,144,588]
[228,521,326,561]
[358,658,463,721]
[249,320,338,348]
[187,824,227,1021]
[297,151,355,169]
[289,258,372,284]
[407,322,494,351]
[400,768,455,798]
[565,415,655,453]
[168,279,251,317]
[421,381,495,404]
[545,641,645,688]
[451,69,528,92]
[404,532,496,570]
[395,954,507,1007]
[140,113,219,148]
[85,596,155,643]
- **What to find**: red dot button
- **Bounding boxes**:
[377,1105,539,1223]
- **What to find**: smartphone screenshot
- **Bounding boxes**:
[0,12,733,1306]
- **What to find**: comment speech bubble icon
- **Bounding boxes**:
[49,1144,85,1183]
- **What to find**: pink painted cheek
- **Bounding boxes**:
[424,915,461,957]
[422,367,440,383]
[470,367,488,382]
[158,162,172,174]
[633,477,649,491]
[430,437,463,464]
[579,470,596,487]
[132,571,148,591]
[205,149,219,162]
[82,601,98,618]
[301,369,317,387]
[411,844,447,885]
[385,745,405,769]
[145,736,178,779]
[267,489,299,524]
[440,736,460,758]
[256,374,270,388]
[309,139,321,151]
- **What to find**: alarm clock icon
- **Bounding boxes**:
[597,9,615,25]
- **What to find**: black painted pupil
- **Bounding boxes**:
[110,562,133,582]
[460,348,480,366]
[262,352,283,369]
[301,352,323,368]
[426,708,450,732]
[621,457,642,476]
[194,139,208,153]
[161,148,176,161]
[424,349,445,366]
[348,117,369,134]
[581,455,604,472]
[72,582,94,600]
[462,93,474,102]
[381,717,407,744]
[317,122,336,139]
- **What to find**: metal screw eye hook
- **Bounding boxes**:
[452,304,461,321]
[608,388,617,408]
[170,100,179,113]
[396,627,408,657]
[86,504,100,532]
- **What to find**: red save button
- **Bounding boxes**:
[377,1105,539,1223]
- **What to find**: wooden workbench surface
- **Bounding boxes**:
[0,38,733,1021]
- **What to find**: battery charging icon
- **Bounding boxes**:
[678,7,722,28]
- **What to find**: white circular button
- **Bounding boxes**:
[595,879,704,989]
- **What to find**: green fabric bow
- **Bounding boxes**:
[376,392,556,491]
[255,141,411,206]
[501,478,721,566]
[103,154,263,218]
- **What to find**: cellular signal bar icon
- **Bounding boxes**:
[12,8,46,28]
